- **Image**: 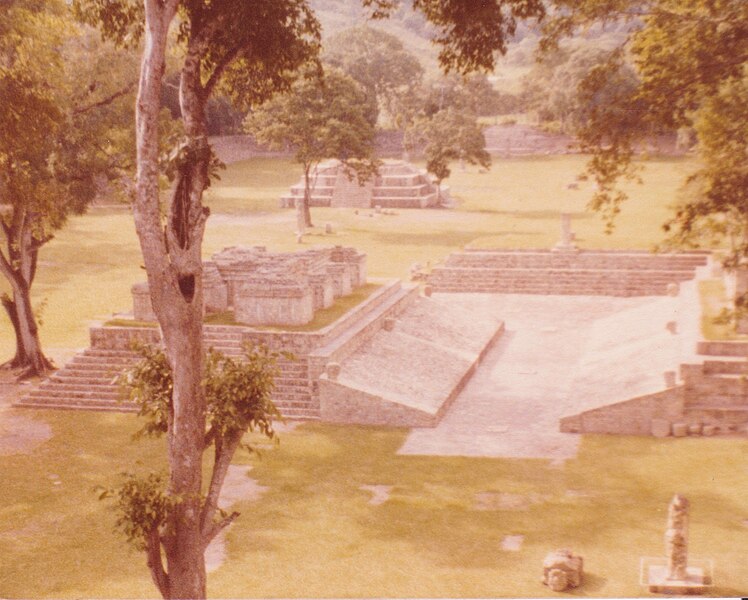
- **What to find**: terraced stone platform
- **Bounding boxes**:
[429,249,710,296]
[280,160,444,209]
[318,294,505,426]
[15,279,419,419]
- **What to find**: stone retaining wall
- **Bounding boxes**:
[429,250,709,297]
[560,388,684,435]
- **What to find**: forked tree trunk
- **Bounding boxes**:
[135,1,209,597]
[0,222,53,377]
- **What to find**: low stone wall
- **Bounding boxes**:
[318,377,437,427]
[430,250,709,297]
[234,283,314,326]
[90,326,161,350]
[560,388,684,435]
[696,340,748,357]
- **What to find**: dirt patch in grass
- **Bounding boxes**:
[206,465,269,573]
[473,491,547,511]
[0,411,52,455]
[360,484,392,505]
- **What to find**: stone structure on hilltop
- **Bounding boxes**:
[280,160,450,209]
[132,245,367,326]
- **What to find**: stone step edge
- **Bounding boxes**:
[311,284,420,366]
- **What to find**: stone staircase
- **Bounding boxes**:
[429,250,710,297]
[680,342,748,430]
[371,163,440,208]
[17,349,139,412]
[279,160,443,209]
[15,283,417,420]
[317,294,505,427]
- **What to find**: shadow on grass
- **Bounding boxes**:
[571,572,608,595]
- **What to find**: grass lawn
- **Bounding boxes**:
[1,412,746,598]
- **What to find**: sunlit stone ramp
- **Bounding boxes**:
[318,294,505,426]
[399,281,703,459]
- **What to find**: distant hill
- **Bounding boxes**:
[310,0,629,93]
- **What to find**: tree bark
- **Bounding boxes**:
[297,164,310,238]
[1,295,25,368]
[0,219,52,376]
[135,2,209,598]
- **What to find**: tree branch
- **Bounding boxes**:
[146,528,170,599]
[200,429,242,541]
[73,81,138,115]
[202,510,240,548]
[203,44,242,97]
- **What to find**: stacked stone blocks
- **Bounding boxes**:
[561,341,748,435]
[429,250,709,297]
[280,160,444,209]
[132,245,366,327]
[17,279,420,420]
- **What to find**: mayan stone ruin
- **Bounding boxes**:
[280,159,450,209]
[132,245,367,326]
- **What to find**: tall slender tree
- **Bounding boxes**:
[246,68,378,234]
[79,1,547,597]
[76,0,320,596]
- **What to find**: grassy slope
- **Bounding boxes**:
[1,414,747,598]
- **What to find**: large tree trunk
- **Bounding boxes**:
[8,282,52,376]
[1,294,26,368]
[135,2,209,598]
[0,217,52,376]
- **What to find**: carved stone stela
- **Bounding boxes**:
[665,494,689,581]
[645,494,710,594]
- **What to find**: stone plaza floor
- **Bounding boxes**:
[399,288,701,459]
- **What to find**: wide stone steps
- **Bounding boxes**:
[702,358,748,375]
[452,250,708,270]
[372,184,431,198]
[373,196,437,209]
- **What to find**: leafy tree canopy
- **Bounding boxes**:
[324,25,423,124]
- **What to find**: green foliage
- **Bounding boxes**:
[535,0,748,255]
[121,344,173,439]
[204,345,285,444]
[246,67,378,186]
[522,44,640,136]
[422,73,503,118]
[324,25,424,125]
[98,471,176,552]
[122,342,284,446]
[409,108,491,186]
[410,0,546,74]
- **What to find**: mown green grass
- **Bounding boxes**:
[1,413,747,598]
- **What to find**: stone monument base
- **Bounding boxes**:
[642,559,712,595]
